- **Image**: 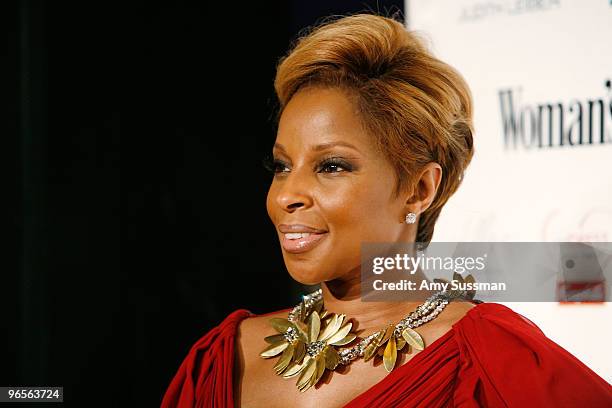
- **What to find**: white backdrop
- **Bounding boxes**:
[406,0,612,382]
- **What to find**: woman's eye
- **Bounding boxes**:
[320,163,344,173]
[318,159,352,173]
[275,161,291,173]
[263,156,290,174]
[263,155,354,174]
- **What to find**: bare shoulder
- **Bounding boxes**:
[449,299,478,314]
[440,300,477,324]
[419,300,477,343]
[236,310,287,354]
[234,310,290,406]
[234,310,289,375]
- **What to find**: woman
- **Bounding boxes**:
[161,13,612,407]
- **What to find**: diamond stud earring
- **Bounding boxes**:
[405,212,417,224]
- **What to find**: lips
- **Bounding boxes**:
[278,224,328,254]
[278,224,326,234]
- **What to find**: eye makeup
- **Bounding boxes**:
[262,152,360,175]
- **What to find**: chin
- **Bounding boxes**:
[284,260,330,286]
[286,267,325,286]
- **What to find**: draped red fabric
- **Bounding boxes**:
[161,303,612,407]
[161,310,253,408]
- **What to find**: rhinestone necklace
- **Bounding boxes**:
[260,283,470,392]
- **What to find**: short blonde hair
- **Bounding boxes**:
[274,13,474,246]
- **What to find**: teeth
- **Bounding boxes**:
[286,232,312,240]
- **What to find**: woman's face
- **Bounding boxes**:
[266,86,413,285]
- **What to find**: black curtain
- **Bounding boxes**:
[5,1,403,406]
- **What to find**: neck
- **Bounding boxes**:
[320,266,436,334]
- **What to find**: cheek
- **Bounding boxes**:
[320,178,398,241]
[265,182,278,223]
[303,179,397,280]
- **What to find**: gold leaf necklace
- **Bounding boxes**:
[260,277,473,392]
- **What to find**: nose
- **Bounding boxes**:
[275,169,314,213]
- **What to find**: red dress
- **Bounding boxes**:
[161,303,612,407]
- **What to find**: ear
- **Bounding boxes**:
[406,162,442,213]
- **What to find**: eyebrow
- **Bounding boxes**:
[273,141,361,153]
